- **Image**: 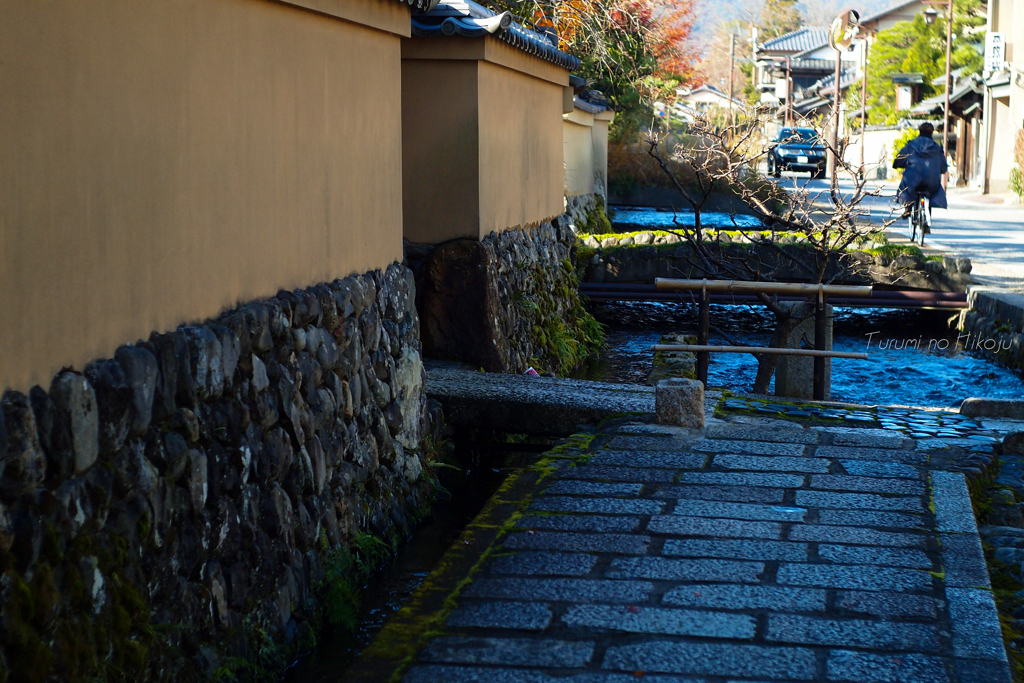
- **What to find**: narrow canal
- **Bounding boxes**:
[573,301,1024,407]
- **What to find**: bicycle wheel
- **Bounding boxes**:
[919,197,929,246]
[908,204,917,243]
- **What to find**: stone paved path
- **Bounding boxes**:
[359,418,1013,683]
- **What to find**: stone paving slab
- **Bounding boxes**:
[351,416,1010,683]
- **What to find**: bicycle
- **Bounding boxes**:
[908,191,930,246]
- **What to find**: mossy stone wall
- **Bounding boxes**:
[0,264,430,681]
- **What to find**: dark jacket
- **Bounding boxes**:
[894,136,948,209]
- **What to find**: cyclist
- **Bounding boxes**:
[893,122,948,219]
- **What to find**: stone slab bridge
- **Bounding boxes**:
[346,399,1016,682]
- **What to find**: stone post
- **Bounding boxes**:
[775,302,833,400]
[656,378,705,428]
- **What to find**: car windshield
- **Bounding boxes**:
[778,129,819,143]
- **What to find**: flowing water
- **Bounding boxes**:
[572,301,1024,407]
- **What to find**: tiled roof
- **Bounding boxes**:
[394,0,440,10]
[411,0,581,70]
[759,27,828,54]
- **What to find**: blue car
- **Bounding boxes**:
[768,127,826,179]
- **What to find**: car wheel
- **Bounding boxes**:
[772,160,781,178]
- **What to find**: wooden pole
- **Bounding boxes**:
[942,0,954,159]
[829,48,842,187]
[728,33,736,127]
[652,345,868,360]
[655,278,873,297]
[860,38,868,176]
[697,286,710,386]
[813,294,828,400]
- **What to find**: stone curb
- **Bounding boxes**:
[932,471,1012,677]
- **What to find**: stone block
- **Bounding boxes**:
[809,474,925,495]
[814,445,926,464]
[420,636,594,668]
[404,665,704,683]
[1004,430,1024,455]
[818,544,932,568]
[528,497,664,516]
[502,531,649,555]
[795,490,925,512]
[446,602,552,631]
[767,615,939,652]
[817,509,925,528]
[563,604,755,638]
[693,439,806,456]
[838,460,919,479]
[774,302,832,400]
[931,471,978,533]
[652,484,786,503]
[490,552,598,577]
[601,641,817,679]
[834,590,937,618]
[463,578,652,603]
[676,472,805,488]
[713,454,829,473]
[514,515,642,533]
[826,651,950,682]
[662,538,809,562]
[829,431,907,449]
[946,587,1008,661]
[555,465,676,482]
[705,423,819,444]
[788,526,926,548]
[655,378,704,428]
[961,398,1024,420]
[545,480,643,497]
[663,584,825,612]
[777,564,932,592]
[671,499,807,522]
[648,514,782,540]
[607,557,764,582]
[605,435,685,451]
[588,451,706,469]
[940,532,992,589]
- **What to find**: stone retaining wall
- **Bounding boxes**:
[0,264,429,680]
[958,288,1024,372]
[577,237,973,292]
[410,216,602,375]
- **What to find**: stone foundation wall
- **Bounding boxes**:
[577,238,973,292]
[0,264,428,680]
[564,193,597,230]
[958,288,1024,372]
[410,216,602,375]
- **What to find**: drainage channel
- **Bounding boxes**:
[285,434,548,681]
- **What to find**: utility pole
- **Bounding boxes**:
[728,33,736,126]
[942,0,954,160]
[860,38,869,177]
[827,10,860,190]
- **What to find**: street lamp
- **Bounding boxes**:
[923,0,954,165]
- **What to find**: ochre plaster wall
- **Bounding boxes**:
[563,116,596,197]
[401,60,480,243]
[401,36,568,243]
[0,0,406,392]
[478,61,565,236]
[592,114,612,196]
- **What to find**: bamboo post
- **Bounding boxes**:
[654,278,873,297]
[651,345,868,359]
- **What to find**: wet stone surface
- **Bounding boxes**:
[386,413,1011,683]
